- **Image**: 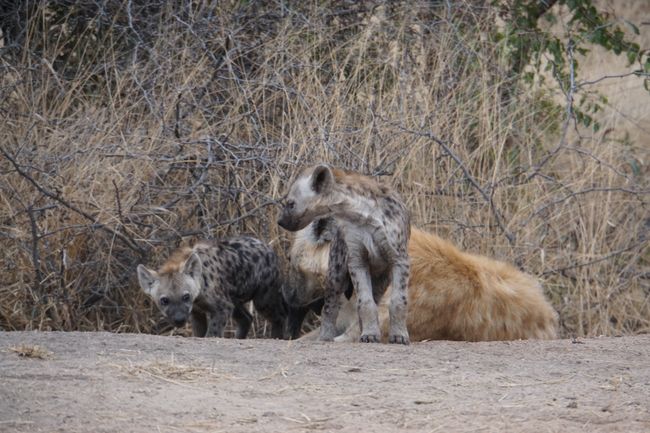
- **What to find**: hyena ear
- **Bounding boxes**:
[136,264,159,296]
[183,252,202,281]
[311,164,333,194]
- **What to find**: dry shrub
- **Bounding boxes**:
[0,1,648,337]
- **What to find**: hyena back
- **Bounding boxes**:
[136,236,286,339]
[278,164,411,344]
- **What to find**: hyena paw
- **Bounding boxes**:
[388,334,410,345]
[359,334,380,343]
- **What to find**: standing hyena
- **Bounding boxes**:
[136,236,286,339]
[278,164,411,344]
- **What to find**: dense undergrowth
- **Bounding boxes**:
[0,1,648,337]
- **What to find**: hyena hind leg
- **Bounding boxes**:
[286,305,310,340]
[388,258,410,345]
[252,287,288,339]
[232,303,253,339]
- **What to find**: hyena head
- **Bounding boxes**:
[136,252,202,328]
[278,164,336,232]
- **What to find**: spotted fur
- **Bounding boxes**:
[137,236,286,339]
[278,164,411,344]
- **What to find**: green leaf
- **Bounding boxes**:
[627,50,638,65]
[623,20,640,35]
[629,158,640,176]
[544,14,558,25]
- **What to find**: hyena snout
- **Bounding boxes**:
[282,281,318,308]
[282,284,300,307]
[165,306,190,328]
[171,314,187,327]
[277,206,297,231]
[278,198,310,232]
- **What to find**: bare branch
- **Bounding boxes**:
[381,119,516,245]
[1,146,145,255]
[542,239,647,277]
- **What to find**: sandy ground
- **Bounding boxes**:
[0,332,649,433]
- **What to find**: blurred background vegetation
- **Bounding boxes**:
[0,0,648,338]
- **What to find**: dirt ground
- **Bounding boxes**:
[0,332,649,433]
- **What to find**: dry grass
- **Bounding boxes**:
[0,1,648,338]
[112,360,236,385]
[8,344,53,359]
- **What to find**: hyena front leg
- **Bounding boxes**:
[232,303,253,339]
[190,311,208,337]
[205,299,233,337]
[349,265,381,343]
[320,232,349,341]
[388,256,410,345]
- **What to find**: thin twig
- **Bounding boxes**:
[27,205,43,291]
[526,37,576,182]
[542,239,647,277]
[383,119,516,245]
[1,146,144,255]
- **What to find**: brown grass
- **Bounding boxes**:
[0,1,648,338]
[9,344,53,359]
[112,360,236,384]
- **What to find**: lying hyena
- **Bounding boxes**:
[136,236,286,339]
[286,218,558,342]
[278,164,411,344]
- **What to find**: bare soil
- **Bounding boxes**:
[0,332,649,433]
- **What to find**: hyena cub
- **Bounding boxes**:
[278,164,411,344]
[136,236,286,339]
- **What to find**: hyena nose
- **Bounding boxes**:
[277,214,289,230]
[172,314,186,327]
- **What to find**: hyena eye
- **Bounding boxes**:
[182,293,191,302]
[160,296,170,306]
[286,200,295,210]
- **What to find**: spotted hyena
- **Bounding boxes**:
[136,236,286,339]
[286,218,558,342]
[278,164,411,344]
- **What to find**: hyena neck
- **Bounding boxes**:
[326,185,402,260]
[326,187,382,228]
[310,217,336,244]
[192,242,216,257]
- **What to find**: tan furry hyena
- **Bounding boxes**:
[136,236,286,339]
[285,218,558,342]
[278,164,411,344]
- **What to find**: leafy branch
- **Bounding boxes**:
[496,0,649,129]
